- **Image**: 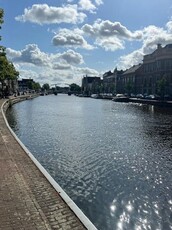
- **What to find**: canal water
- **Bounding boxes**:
[6,94,172,230]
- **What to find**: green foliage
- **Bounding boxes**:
[125,81,133,95]
[42,83,50,91]
[70,83,81,92]
[0,55,19,81]
[0,8,19,96]
[157,77,167,98]
[33,82,41,90]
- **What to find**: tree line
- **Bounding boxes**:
[0,9,20,97]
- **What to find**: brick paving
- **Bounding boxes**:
[0,99,87,230]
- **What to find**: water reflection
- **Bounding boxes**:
[6,95,172,230]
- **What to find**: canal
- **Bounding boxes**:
[6,94,172,230]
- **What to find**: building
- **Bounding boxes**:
[103,71,114,93]
[120,64,142,95]
[18,78,34,92]
[81,75,102,96]
[140,44,172,96]
[103,69,124,94]
[117,44,172,96]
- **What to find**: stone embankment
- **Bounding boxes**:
[0,96,97,230]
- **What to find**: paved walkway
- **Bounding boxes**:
[0,99,87,230]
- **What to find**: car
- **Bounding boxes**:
[145,94,160,100]
[136,94,144,99]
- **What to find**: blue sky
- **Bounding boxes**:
[1,0,172,86]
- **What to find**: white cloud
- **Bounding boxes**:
[94,0,103,5]
[81,19,142,51]
[7,44,85,67]
[82,20,142,39]
[73,66,99,76]
[95,37,124,51]
[166,20,172,32]
[58,49,84,65]
[6,44,50,66]
[118,49,144,69]
[15,4,86,25]
[52,28,94,49]
[117,22,172,69]
[6,48,21,59]
[6,44,99,86]
[142,25,172,54]
[78,0,96,13]
[53,63,71,70]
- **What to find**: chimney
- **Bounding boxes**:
[157,43,162,49]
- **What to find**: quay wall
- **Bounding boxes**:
[129,98,172,107]
[2,95,97,230]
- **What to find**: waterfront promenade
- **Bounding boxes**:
[0,98,91,230]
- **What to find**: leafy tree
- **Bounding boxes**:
[70,83,81,93]
[157,77,167,99]
[125,81,133,96]
[26,80,34,90]
[33,82,41,91]
[42,83,50,91]
[0,8,19,96]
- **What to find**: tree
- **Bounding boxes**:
[0,8,19,97]
[157,77,167,99]
[33,82,41,91]
[125,81,133,96]
[42,83,50,91]
[70,83,81,93]
[26,80,34,90]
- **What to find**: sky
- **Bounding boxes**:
[1,0,172,86]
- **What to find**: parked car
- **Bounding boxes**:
[136,94,144,99]
[130,93,136,98]
[164,95,171,100]
[145,94,160,100]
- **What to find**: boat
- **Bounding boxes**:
[91,94,103,99]
[112,94,129,102]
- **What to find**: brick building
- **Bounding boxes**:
[81,75,102,96]
[140,44,172,96]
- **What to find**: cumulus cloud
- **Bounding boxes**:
[82,20,142,39]
[117,22,172,69]
[94,0,103,5]
[78,0,103,13]
[166,20,172,32]
[6,48,21,59]
[53,63,71,70]
[78,0,96,12]
[52,28,94,49]
[15,4,86,25]
[73,66,99,76]
[6,44,100,86]
[95,37,124,51]
[81,19,142,51]
[6,44,50,66]
[7,44,85,68]
[58,49,84,65]
[118,49,144,69]
[142,25,172,54]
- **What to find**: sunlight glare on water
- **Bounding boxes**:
[6,95,172,230]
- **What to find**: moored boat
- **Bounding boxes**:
[112,94,129,102]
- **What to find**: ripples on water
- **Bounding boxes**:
[6,95,172,230]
